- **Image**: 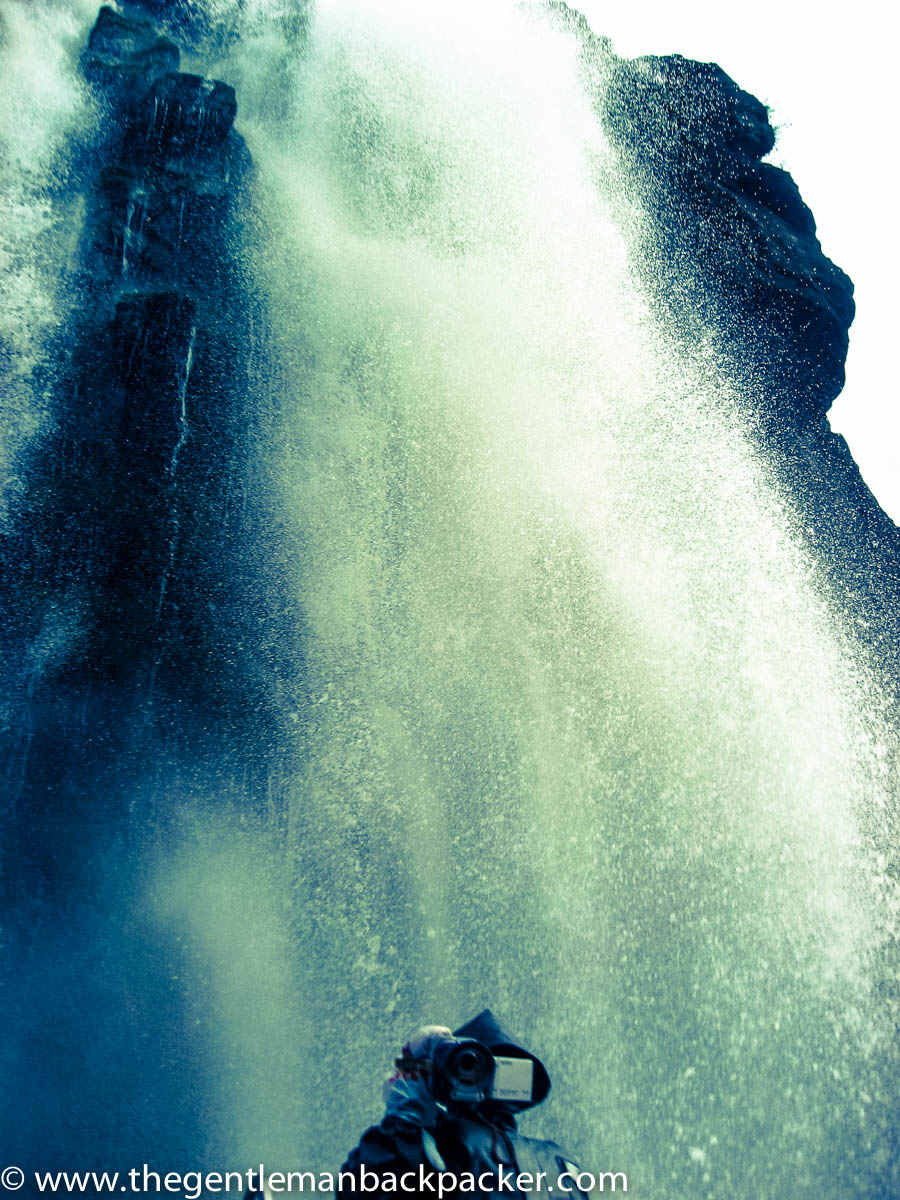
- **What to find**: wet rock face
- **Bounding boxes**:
[136,73,239,179]
[74,8,246,668]
[543,3,900,675]
[114,0,312,57]
[0,5,288,909]
[611,54,777,164]
[83,5,180,97]
[92,163,232,290]
[602,53,855,430]
[101,0,220,52]
[83,10,242,292]
[87,63,243,294]
[2,4,264,722]
[601,49,900,669]
[544,2,857,434]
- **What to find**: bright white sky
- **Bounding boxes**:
[577,0,899,522]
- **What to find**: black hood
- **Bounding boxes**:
[452,1009,551,1110]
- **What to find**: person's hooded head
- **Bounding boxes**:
[451,1009,551,1122]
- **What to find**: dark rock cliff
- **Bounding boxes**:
[603,53,854,429]
[549,1,900,685]
[0,4,296,907]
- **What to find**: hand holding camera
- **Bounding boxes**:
[386,1024,536,1114]
[381,1025,453,1129]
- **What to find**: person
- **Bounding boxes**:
[338,1010,589,1200]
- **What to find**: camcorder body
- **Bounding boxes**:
[398,1037,535,1107]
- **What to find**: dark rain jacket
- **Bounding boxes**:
[338,1011,588,1200]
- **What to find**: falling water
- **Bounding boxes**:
[154,326,196,622]
[2,1,898,1197]
[0,0,98,517]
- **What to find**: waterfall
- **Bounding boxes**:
[1,2,897,1197]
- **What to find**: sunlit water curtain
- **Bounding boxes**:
[200,0,898,1192]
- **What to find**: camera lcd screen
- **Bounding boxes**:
[490,1056,533,1103]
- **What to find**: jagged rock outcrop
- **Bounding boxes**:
[549,2,900,682]
[82,4,180,96]
[0,4,289,904]
[602,53,856,430]
[7,4,260,695]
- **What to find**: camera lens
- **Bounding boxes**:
[457,1050,479,1075]
[431,1038,495,1103]
[448,1042,492,1085]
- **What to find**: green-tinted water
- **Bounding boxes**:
[1,1,896,1194]
[153,3,900,1193]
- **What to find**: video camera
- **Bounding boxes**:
[395,1037,534,1106]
